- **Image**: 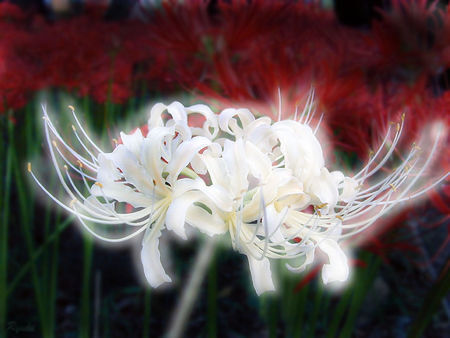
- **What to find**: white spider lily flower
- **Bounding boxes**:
[214,104,447,288]
[29,103,226,289]
[197,138,281,295]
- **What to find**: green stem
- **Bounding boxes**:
[7,218,72,296]
[293,283,309,338]
[326,285,352,338]
[0,115,13,337]
[340,254,380,338]
[307,284,324,338]
[408,262,450,338]
[207,253,217,338]
[142,289,151,338]
[166,239,215,338]
[268,296,278,338]
[79,235,94,338]
[16,110,47,336]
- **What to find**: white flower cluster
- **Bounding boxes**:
[29,100,447,295]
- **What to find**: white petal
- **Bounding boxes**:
[109,145,154,195]
[148,102,168,129]
[190,154,207,175]
[318,239,349,284]
[141,225,172,288]
[308,168,339,212]
[165,136,211,184]
[97,153,121,183]
[167,101,188,123]
[141,127,174,189]
[223,139,249,197]
[275,177,310,210]
[247,255,275,295]
[186,103,219,139]
[165,191,203,240]
[185,204,228,236]
[173,178,232,212]
[219,108,255,137]
[264,204,287,243]
[340,177,359,203]
[331,171,345,186]
[273,121,324,181]
[198,184,233,212]
[245,141,272,183]
[199,153,228,188]
[91,182,153,208]
[120,128,143,159]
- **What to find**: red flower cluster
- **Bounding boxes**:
[0,0,448,154]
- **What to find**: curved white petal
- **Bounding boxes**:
[199,153,228,188]
[308,168,339,212]
[141,127,174,189]
[263,204,287,243]
[318,239,349,284]
[245,141,272,183]
[148,102,168,129]
[223,139,249,197]
[185,204,228,236]
[165,136,211,184]
[120,128,143,159]
[167,101,188,123]
[173,178,233,212]
[186,104,219,139]
[219,108,255,137]
[340,177,359,203]
[165,191,203,240]
[109,145,154,195]
[97,153,121,183]
[91,181,153,208]
[141,225,172,288]
[247,255,275,295]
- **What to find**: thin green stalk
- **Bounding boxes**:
[102,297,111,338]
[7,218,72,296]
[166,239,216,338]
[207,254,217,338]
[268,296,278,338]
[306,284,324,338]
[408,262,450,338]
[0,115,13,337]
[16,108,48,336]
[326,284,352,338]
[93,270,102,338]
[41,173,55,336]
[285,283,300,338]
[142,289,151,338]
[79,235,94,338]
[340,255,381,338]
[293,283,309,338]
[47,211,61,337]
[46,91,70,336]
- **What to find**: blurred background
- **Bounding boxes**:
[0,0,449,337]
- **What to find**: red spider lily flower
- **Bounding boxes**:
[371,0,447,83]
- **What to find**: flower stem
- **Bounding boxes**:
[206,251,217,337]
[79,235,94,338]
[142,288,151,338]
[0,114,13,338]
[166,239,215,338]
